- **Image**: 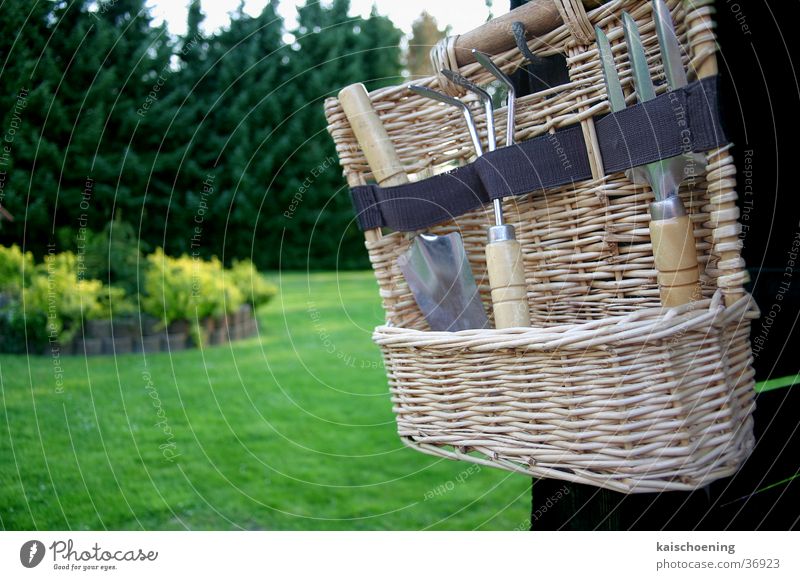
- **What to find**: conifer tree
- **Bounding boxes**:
[1,0,404,270]
[406,12,449,79]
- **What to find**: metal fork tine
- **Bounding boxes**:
[622,12,657,103]
[652,0,688,90]
[440,69,489,100]
[472,50,516,147]
[408,85,483,155]
[595,26,626,113]
[440,69,496,152]
[597,8,702,308]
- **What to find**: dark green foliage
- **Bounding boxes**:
[0,0,403,269]
[83,214,145,295]
[0,0,173,256]
[0,296,49,354]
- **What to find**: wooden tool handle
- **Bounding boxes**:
[486,239,531,328]
[338,84,408,188]
[338,83,409,243]
[649,215,701,307]
[451,0,605,67]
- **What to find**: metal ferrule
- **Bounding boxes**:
[649,195,687,221]
[488,224,516,243]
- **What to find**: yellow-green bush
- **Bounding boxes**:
[2,243,270,353]
[142,248,244,326]
[0,244,34,293]
[24,252,109,344]
[228,259,277,308]
[1,247,135,349]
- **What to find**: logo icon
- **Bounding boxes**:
[20,540,45,568]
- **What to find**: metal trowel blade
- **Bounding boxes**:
[397,232,489,331]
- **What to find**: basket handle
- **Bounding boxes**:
[338,83,409,243]
[685,0,743,308]
[438,0,606,69]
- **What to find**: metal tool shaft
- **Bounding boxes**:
[472,50,516,147]
[440,69,505,227]
[442,60,530,328]
[408,85,483,155]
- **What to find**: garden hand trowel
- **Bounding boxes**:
[338,83,488,332]
[409,81,530,330]
[397,233,489,331]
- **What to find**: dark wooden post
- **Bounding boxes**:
[508,0,800,530]
[530,388,799,530]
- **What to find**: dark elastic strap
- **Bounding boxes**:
[350,162,489,233]
[350,76,727,232]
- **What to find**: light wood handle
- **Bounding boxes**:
[486,239,531,328]
[338,83,409,243]
[338,83,409,189]
[450,0,606,67]
[649,215,701,307]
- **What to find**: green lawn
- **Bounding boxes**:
[0,271,530,530]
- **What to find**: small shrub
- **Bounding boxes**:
[83,215,146,295]
[228,259,276,308]
[1,244,267,354]
[97,285,136,319]
[0,244,34,294]
[201,255,244,319]
[22,251,108,344]
[142,249,244,342]
[0,297,50,354]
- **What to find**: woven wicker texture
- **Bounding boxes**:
[324,0,757,493]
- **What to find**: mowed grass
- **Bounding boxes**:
[0,271,529,530]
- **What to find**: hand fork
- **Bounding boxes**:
[596,0,702,307]
[439,65,531,329]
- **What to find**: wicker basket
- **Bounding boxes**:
[324,0,757,493]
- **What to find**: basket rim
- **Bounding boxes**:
[373,291,757,351]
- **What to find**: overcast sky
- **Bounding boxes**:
[145,0,496,37]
